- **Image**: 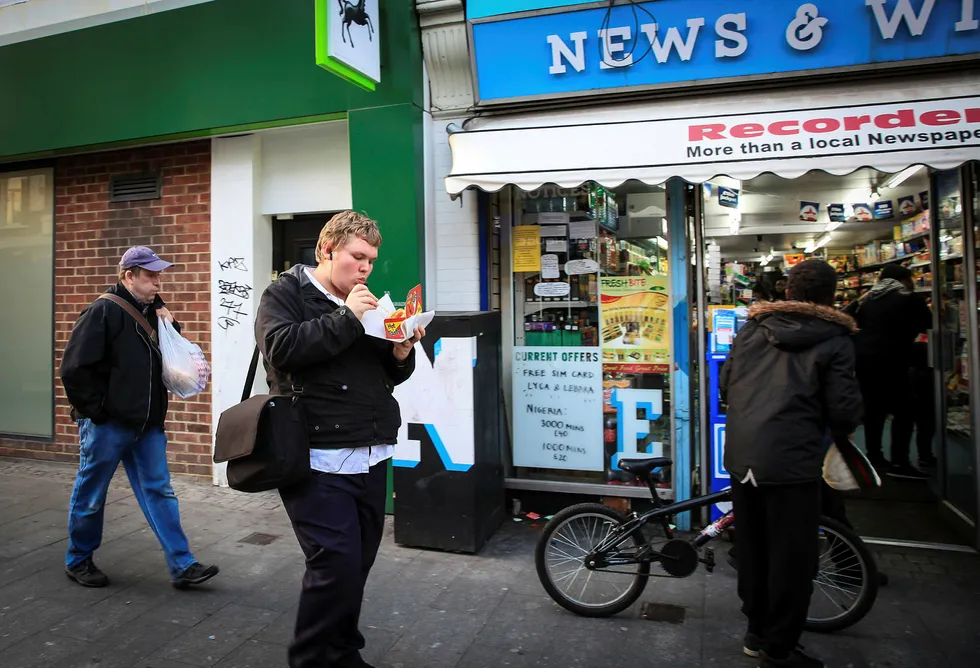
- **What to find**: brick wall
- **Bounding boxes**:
[0,141,213,476]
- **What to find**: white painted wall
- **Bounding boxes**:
[260,121,352,216]
[0,0,213,46]
[430,117,481,311]
[210,134,265,487]
[210,122,352,485]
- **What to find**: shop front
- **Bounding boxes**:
[442,0,980,546]
[0,0,425,501]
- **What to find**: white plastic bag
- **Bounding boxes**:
[158,316,210,399]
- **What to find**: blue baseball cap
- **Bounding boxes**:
[119,246,173,272]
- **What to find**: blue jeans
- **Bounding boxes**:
[66,419,196,578]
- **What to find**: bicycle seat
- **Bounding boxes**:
[618,457,672,477]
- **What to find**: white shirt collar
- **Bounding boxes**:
[304,267,345,307]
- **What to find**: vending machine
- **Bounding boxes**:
[706,306,748,520]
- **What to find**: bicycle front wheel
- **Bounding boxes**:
[805,516,879,633]
[534,503,649,617]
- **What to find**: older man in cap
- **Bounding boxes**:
[60,246,218,589]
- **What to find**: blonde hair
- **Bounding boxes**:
[315,210,382,263]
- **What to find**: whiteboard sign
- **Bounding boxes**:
[545,239,568,253]
[565,259,599,276]
[513,347,603,471]
[539,225,567,238]
[541,254,559,279]
[534,281,570,297]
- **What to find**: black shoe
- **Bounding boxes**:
[66,557,109,588]
[743,632,763,658]
[759,648,823,668]
[171,562,219,589]
[886,464,929,481]
[867,454,891,471]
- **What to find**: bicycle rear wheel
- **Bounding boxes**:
[535,503,650,617]
[805,516,879,633]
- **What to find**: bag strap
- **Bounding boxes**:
[241,345,304,402]
[99,294,157,344]
[241,346,260,403]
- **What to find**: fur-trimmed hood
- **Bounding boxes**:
[748,300,857,352]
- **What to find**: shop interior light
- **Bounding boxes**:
[655,236,669,250]
[825,218,843,232]
[805,233,833,254]
[728,210,741,235]
[884,165,923,189]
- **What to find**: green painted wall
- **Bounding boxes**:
[349,104,425,515]
[349,104,424,304]
[0,0,423,160]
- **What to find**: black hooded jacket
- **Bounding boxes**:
[720,301,863,485]
[843,285,931,363]
[60,284,177,430]
[254,265,415,450]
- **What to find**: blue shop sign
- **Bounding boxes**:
[471,0,980,103]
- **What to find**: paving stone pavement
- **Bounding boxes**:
[2,457,979,668]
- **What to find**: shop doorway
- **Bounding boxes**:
[699,166,979,549]
[272,214,332,275]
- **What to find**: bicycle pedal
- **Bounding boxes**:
[702,547,716,573]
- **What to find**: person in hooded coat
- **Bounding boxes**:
[843,264,932,479]
[720,259,863,668]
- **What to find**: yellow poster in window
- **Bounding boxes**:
[512,225,541,272]
[599,275,670,373]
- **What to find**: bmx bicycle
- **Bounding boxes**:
[535,457,878,633]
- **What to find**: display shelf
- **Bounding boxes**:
[524,300,592,315]
[856,254,915,271]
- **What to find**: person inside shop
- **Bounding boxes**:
[721,259,863,668]
[843,264,932,479]
[254,211,424,668]
[751,281,773,304]
[910,323,936,470]
[772,275,788,300]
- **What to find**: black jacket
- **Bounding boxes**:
[60,284,177,430]
[720,301,863,485]
[844,288,931,363]
[254,265,415,450]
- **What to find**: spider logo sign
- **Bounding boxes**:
[319,0,381,89]
[338,0,374,48]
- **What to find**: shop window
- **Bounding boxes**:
[507,182,674,493]
[0,167,54,437]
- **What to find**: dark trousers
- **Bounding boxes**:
[910,366,936,462]
[857,359,914,466]
[731,478,820,658]
[279,463,387,668]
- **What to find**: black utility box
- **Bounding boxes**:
[393,311,505,554]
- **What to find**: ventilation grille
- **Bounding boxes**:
[109,172,162,202]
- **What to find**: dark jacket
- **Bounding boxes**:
[844,287,931,363]
[720,301,863,485]
[60,284,177,430]
[254,265,415,450]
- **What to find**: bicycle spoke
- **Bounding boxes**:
[808,526,868,625]
[543,513,641,609]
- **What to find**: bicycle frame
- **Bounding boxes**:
[588,487,733,568]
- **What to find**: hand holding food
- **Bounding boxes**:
[393,326,425,361]
[345,284,379,320]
